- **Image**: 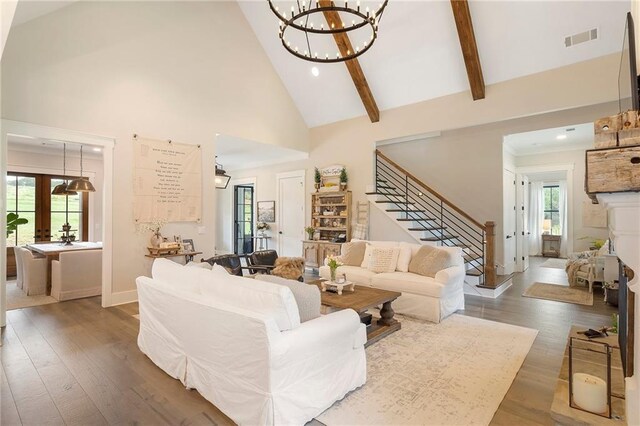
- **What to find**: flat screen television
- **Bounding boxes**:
[618,12,639,113]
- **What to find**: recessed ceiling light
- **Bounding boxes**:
[556,134,567,140]
[92,147,102,152]
[311,66,320,77]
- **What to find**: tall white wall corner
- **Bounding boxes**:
[0,1,18,61]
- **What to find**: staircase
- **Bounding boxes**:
[367,150,497,287]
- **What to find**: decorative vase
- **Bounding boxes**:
[150,232,162,248]
[307,232,314,240]
[330,267,337,283]
[315,183,321,192]
[340,182,347,191]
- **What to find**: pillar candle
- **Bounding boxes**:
[572,373,608,414]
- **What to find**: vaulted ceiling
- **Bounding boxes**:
[10,1,632,129]
[240,1,631,127]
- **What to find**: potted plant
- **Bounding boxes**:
[305,226,315,240]
[257,221,270,237]
[314,167,322,191]
[326,255,343,283]
[6,212,28,238]
[339,167,348,191]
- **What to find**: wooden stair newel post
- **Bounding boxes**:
[484,221,496,287]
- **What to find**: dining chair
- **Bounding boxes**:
[16,247,47,296]
[13,246,24,289]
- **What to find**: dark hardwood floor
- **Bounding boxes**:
[1,256,617,425]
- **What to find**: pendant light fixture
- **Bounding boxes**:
[67,145,96,192]
[52,143,78,196]
[215,157,231,189]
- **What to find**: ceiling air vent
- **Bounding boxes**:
[565,28,598,47]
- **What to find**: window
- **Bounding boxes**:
[543,185,560,236]
[6,172,89,247]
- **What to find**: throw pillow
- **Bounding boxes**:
[367,247,400,273]
[408,245,457,278]
[210,264,231,275]
[360,243,374,268]
[272,257,305,280]
[186,261,212,270]
[254,275,321,322]
[396,242,414,272]
[340,241,367,266]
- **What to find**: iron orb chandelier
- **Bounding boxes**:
[268,0,388,63]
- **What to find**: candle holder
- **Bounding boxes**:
[568,337,612,418]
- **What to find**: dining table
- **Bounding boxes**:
[26,241,103,292]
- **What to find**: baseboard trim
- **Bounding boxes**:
[109,290,138,306]
[57,286,101,302]
[464,278,513,299]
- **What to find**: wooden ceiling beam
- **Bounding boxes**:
[319,0,380,123]
[450,0,485,100]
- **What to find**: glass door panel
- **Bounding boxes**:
[234,185,254,255]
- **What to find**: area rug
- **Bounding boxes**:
[317,314,538,426]
[6,282,57,310]
[540,258,567,269]
[522,282,593,306]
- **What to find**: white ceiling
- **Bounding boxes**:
[7,134,103,159]
[11,1,77,27]
[216,134,308,171]
[241,1,631,127]
[503,122,594,156]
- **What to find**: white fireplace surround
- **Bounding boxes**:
[597,193,640,425]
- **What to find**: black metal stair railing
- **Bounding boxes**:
[373,150,487,280]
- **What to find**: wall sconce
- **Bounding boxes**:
[569,337,612,418]
[215,157,230,189]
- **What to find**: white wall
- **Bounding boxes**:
[7,147,104,241]
[515,149,609,252]
[1,1,309,298]
[0,0,17,60]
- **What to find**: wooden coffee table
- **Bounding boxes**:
[309,279,401,346]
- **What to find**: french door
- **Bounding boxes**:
[6,172,88,277]
[233,185,254,255]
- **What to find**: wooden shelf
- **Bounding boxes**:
[314,191,348,197]
[316,227,347,231]
[315,203,347,207]
[313,215,348,218]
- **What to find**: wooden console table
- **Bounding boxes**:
[145,251,202,263]
[550,326,626,425]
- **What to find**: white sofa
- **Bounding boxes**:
[136,259,366,426]
[319,241,465,323]
[51,249,102,301]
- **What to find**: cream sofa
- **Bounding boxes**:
[319,241,465,323]
[137,259,366,426]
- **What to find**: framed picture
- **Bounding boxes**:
[182,238,194,253]
[257,201,275,223]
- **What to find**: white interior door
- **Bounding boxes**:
[276,170,305,257]
[515,174,530,272]
[503,169,517,275]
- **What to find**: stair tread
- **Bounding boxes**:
[396,218,436,222]
[386,209,425,213]
[466,270,483,277]
[420,235,458,241]
[366,192,405,197]
[376,201,412,204]
[376,185,395,189]
[463,253,482,262]
[408,227,446,231]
